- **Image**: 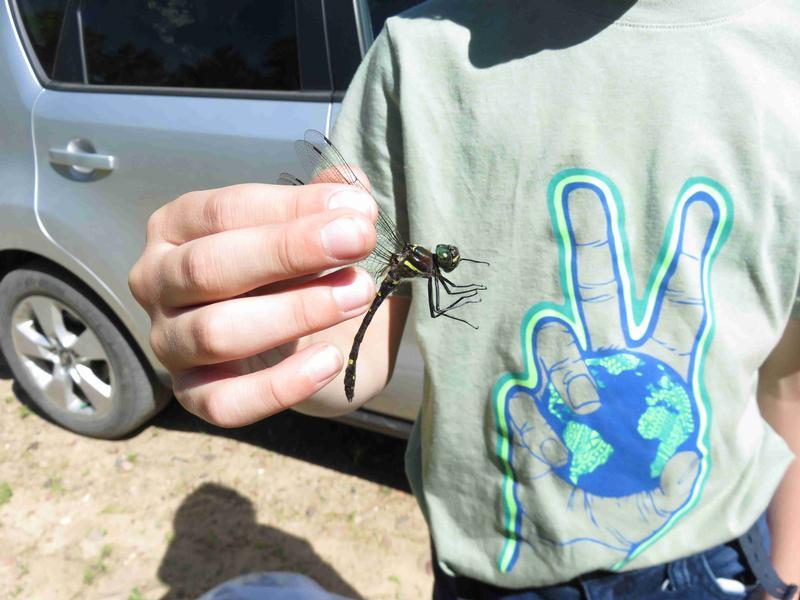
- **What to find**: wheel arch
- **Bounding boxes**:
[0,249,170,397]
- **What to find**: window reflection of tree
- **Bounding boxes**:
[83,27,299,90]
[18,7,65,75]
[83,28,168,86]
[80,0,300,91]
[171,40,300,90]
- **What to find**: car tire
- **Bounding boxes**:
[0,263,169,438]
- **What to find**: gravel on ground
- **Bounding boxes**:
[0,378,432,599]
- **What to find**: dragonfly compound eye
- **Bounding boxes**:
[436,244,461,272]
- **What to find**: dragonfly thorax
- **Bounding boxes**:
[393,244,460,277]
[390,244,433,279]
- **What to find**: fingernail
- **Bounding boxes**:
[541,438,568,467]
[566,375,601,414]
[328,190,376,219]
[321,217,371,259]
[303,345,342,383]
[332,271,374,314]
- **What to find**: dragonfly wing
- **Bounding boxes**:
[357,252,392,284]
[294,130,407,261]
[295,131,362,188]
[374,200,407,257]
[276,172,305,186]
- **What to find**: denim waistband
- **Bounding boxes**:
[432,514,797,600]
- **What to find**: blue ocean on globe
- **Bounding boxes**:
[538,350,699,497]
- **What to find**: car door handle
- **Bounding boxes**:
[48,147,116,171]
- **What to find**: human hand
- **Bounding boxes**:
[493,173,732,571]
[128,182,377,426]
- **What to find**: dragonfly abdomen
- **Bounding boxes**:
[344,276,400,402]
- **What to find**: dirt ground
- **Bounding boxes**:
[0,377,433,599]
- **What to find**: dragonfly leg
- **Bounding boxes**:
[440,283,484,296]
[438,274,486,293]
[428,277,480,329]
[432,277,482,311]
[437,279,482,299]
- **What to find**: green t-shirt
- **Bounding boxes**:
[332,0,800,587]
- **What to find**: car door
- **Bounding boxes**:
[29,0,331,358]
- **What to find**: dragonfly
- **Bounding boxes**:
[278,130,488,402]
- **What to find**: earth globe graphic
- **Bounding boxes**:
[537,350,699,497]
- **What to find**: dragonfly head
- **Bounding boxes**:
[435,244,461,272]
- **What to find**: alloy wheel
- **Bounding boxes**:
[10,295,114,417]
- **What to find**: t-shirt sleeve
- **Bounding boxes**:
[331,24,411,297]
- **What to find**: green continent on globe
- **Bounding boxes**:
[547,383,571,422]
[562,421,613,485]
[586,353,642,376]
[637,374,695,477]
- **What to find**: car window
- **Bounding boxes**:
[329,0,424,94]
[365,0,424,38]
[79,0,301,91]
[15,0,68,77]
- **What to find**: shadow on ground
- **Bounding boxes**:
[158,483,361,600]
[152,400,412,493]
[3,359,412,599]
[7,358,411,494]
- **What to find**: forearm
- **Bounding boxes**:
[757,318,800,594]
[759,396,800,592]
[295,295,410,417]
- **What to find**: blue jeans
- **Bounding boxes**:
[198,572,353,600]
[432,539,754,600]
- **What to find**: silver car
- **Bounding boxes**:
[0,0,422,439]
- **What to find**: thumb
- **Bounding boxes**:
[536,322,600,415]
[507,391,568,478]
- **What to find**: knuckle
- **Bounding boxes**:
[148,326,169,364]
[264,372,291,412]
[287,185,308,220]
[198,391,222,424]
[201,191,233,233]
[128,256,160,309]
[172,386,194,414]
[290,293,318,335]
[272,226,303,275]
[200,389,236,428]
[127,262,147,306]
[180,245,217,293]
[146,206,165,241]
[190,310,228,359]
[302,288,335,331]
[291,183,326,219]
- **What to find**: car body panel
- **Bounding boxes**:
[0,2,125,350]
[33,89,330,381]
[0,0,40,242]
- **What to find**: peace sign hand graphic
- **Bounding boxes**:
[494,173,731,571]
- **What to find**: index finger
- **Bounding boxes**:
[565,186,625,351]
[152,182,376,245]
